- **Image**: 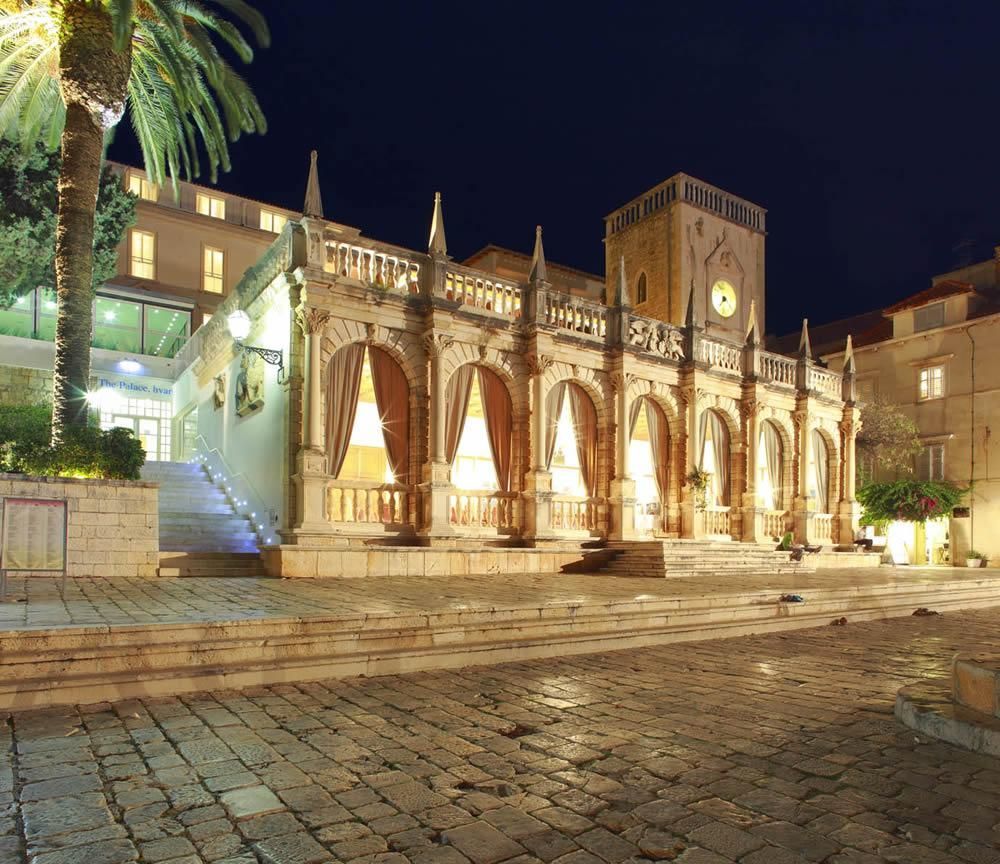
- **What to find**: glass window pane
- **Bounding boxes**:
[197,194,225,219]
[0,289,36,338]
[130,230,155,279]
[203,246,225,294]
[143,304,190,358]
[93,296,141,353]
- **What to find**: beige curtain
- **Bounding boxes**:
[477,367,512,492]
[544,382,567,469]
[325,342,366,477]
[812,429,829,513]
[760,421,782,510]
[445,365,475,465]
[629,398,642,438]
[645,400,670,502]
[369,346,409,484]
[699,410,730,506]
[568,383,598,498]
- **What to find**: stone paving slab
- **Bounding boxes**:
[4,608,1000,863]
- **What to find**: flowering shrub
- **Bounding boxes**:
[857,480,967,525]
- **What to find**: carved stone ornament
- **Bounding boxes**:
[526,354,554,378]
[212,373,226,409]
[423,332,454,359]
[609,371,636,394]
[628,316,685,361]
[234,353,264,417]
[295,307,330,337]
[365,322,378,344]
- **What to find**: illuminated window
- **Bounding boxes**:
[196,193,226,220]
[452,375,498,492]
[550,399,587,498]
[636,272,648,305]
[130,229,155,279]
[917,444,945,481]
[918,365,944,400]
[259,209,287,233]
[341,354,393,483]
[127,173,157,201]
[203,246,225,294]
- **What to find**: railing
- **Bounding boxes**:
[325,240,421,294]
[808,366,842,398]
[544,294,608,340]
[813,512,833,542]
[448,491,516,529]
[551,496,598,531]
[704,505,731,536]
[700,338,742,374]
[444,267,522,319]
[759,352,796,387]
[762,509,787,539]
[327,481,411,527]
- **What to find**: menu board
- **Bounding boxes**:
[0,498,67,571]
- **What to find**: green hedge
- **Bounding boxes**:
[0,404,145,480]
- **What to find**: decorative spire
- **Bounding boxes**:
[615,255,629,306]
[529,225,547,283]
[684,280,698,328]
[843,333,855,373]
[745,298,759,345]
[303,150,324,218]
[798,318,812,360]
[428,192,447,256]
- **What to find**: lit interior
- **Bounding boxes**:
[452,374,499,491]
[630,403,660,534]
[341,353,394,484]
[551,398,587,497]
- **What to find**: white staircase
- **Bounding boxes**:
[141,461,266,577]
[599,539,815,579]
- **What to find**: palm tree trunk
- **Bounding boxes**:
[51,101,103,441]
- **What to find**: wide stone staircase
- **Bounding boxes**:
[140,461,266,577]
[589,539,815,579]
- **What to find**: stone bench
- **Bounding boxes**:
[953,654,1000,718]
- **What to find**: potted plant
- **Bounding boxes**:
[966,550,987,569]
[685,468,711,511]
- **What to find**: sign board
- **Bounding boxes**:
[0,497,68,600]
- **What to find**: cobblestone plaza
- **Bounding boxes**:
[3,605,1000,864]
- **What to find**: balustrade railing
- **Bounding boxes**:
[759,352,796,387]
[808,366,842,398]
[704,505,732,536]
[448,491,516,530]
[444,268,522,319]
[813,512,833,542]
[327,481,411,527]
[762,509,788,540]
[551,497,598,531]
[544,294,608,339]
[325,240,421,293]
[700,338,742,374]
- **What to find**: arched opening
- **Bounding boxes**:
[809,429,831,514]
[445,365,515,529]
[698,408,731,507]
[324,343,410,526]
[636,272,648,305]
[757,420,784,511]
[546,382,598,531]
[630,397,670,536]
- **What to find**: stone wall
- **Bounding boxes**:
[0,474,159,578]
[0,366,53,406]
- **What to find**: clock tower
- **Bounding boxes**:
[604,173,766,339]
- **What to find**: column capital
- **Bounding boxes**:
[295,306,330,337]
[527,354,554,379]
[609,371,635,395]
[423,332,454,359]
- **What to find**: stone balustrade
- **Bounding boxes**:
[704,505,731,537]
[700,338,743,374]
[551,497,598,532]
[762,509,788,540]
[543,294,607,340]
[759,352,796,387]
[443,267,522,319]
[448,491,516,530]
[325,238,421,294]
[327,481,411,527]
[808,366,842,398]
[813,512,833,542]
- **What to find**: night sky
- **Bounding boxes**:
[110,0,1000,336]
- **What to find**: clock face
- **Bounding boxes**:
[711,279,737,318]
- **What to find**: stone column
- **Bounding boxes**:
[523,354,554,539]
[290,306,331,536]
[792,404,815,544]
[420,332,455,536]
[679,382,702,539]
[741,398,764,543]
[609,371,636,541]
[837,408,862,546]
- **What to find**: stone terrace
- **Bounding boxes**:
[3,609,1000,864]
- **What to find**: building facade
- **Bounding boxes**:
[824,258,1000,566]
[165,171,859,572]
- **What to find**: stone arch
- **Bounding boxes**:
[697,405,737,508]
[758,417,792,510]
[626,379,684,439]
[636,271,648,305]
[809,424,840,514]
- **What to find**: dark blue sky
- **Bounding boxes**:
[110,0,1000,335]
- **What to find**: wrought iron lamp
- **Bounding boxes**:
[227,310,286,383]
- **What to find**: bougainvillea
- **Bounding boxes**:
[857,480,967,525]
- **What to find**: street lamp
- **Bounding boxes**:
[227,310,285,383]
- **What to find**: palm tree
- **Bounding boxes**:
[0,0,268,441]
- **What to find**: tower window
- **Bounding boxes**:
[636,272,648,305]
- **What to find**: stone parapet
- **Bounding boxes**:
[0,473,159,579]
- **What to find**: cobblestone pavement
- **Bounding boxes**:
[1,567,996,631]
[4,609,1000,864]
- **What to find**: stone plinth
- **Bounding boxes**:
[953,654,1000,718]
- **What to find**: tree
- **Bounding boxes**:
[0,139,135,309]
[0,1,269,441]
[856,396,922,483]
